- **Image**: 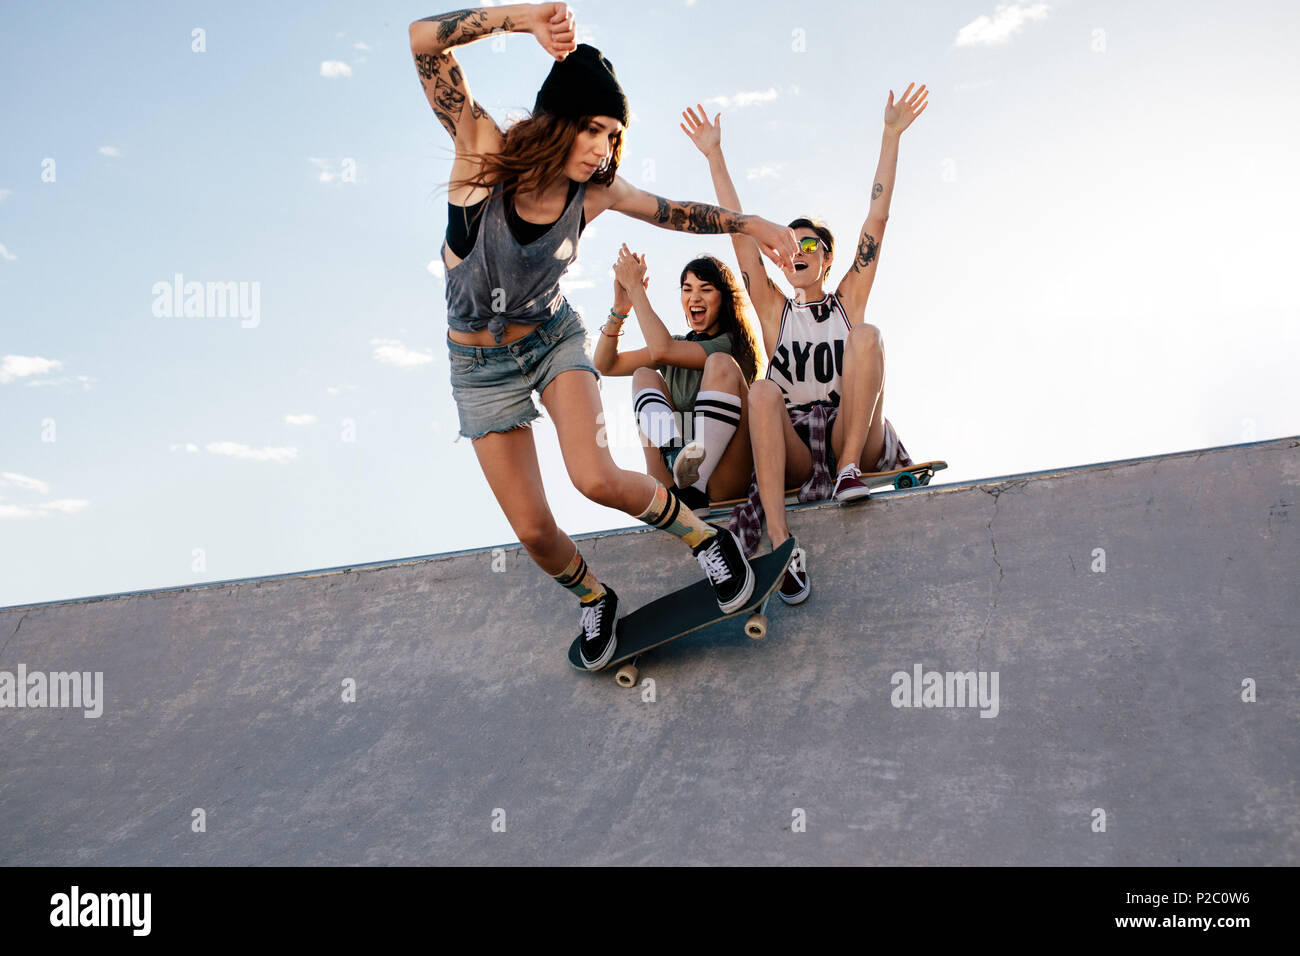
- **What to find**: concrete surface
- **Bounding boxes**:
[1,437,1297,865]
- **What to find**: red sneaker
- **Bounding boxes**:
[833,464,872,502]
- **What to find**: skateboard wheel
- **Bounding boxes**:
[615,664,638,688]
[919,472,932,486]
[894,473,916,489]
[745,612,768,640]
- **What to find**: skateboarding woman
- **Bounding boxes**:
[592,245,762,516]
[680,84,928,603]
[409,4,799,670]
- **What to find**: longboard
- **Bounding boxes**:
[706,460,949,513]
[567,537,798,687]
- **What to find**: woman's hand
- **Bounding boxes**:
[680,104,722,158]
[883,82,928,135]
[613,244,649,295]
[529,3,577,61]
[745,218,799,273]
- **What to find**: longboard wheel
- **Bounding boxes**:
[745,612,768,640]
[894,473,916,490]
[615,663,638,688]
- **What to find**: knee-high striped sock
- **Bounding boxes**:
[690,390,743,492]
[633,387,681,448]
[552,548,606,604]
[636,483,716,550]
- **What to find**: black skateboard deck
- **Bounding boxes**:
[568,537,798,687]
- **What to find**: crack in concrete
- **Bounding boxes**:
[1,611,31,660]
[976,480,1029,660]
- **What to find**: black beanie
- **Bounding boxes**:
[532,44,629,126]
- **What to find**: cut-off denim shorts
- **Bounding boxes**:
[447,305,598,440]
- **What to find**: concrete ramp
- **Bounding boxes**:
[2,437,1297,865]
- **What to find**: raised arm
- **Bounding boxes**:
[613,246,712,369]
[835,82,928,322]
[408,5,575,155]
[593,250,654,376]
[680,105,785,353]
[595,176,798,273]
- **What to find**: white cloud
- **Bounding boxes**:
[705,88,779,110]
[426,259,445,280]
[954,3,1051,47]
[321,61,353,78]
[0,189,11,202]
[0,504,36,519]
[371,338,434,368]
[747,163,785,182]
[285,413,317,425]
[353,42,371,51]
[1,354,61,384]
[168,443,200,453]
[98,145,122,157]
[0,243,15,261]
[25,374,95,390]
[0,472,51,495]
[206,441,299,464]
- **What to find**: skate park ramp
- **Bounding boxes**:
[1,437,1296,865]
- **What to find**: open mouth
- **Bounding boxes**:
[689,307,707,321]
[793,262,809,272]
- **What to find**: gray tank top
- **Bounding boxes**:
[444,180,587,344]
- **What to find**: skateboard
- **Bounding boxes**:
[706,461,948,513]
[567,537,798,688]
[846,459,947,493]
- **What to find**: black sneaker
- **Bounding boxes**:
[692,525,755,613]
[578,586,619,670]
[777,545,810,605]
[672,483,711,517]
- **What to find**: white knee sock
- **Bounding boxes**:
[633,387,681,448]
[690,390,742,491]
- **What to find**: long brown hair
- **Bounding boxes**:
[679,255,763,385]
[453,111,623,201]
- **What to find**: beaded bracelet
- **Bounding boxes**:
[609,308,630,321]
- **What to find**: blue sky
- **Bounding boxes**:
[2,0,1298,607]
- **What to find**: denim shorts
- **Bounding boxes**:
[447,306,598,440]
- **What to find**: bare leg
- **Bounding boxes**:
[832,323,887,472]
[470,425,578,576]
[747,380,813,549]
[541,369,661,515]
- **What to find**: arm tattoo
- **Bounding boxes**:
[649,196,747,234]
[872,182,883,200]
[434,74,466,122]
[419,9,491,45]
[414,52,440,82]
[853,232,880,272]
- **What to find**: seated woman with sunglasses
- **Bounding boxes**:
[680,83,929,605]
[593,245,763,516]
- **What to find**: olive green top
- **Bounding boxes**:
[657,330,734,412]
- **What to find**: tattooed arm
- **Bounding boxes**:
[408,4,575,156]
[837,83,928,322]
[597,175,798,272]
